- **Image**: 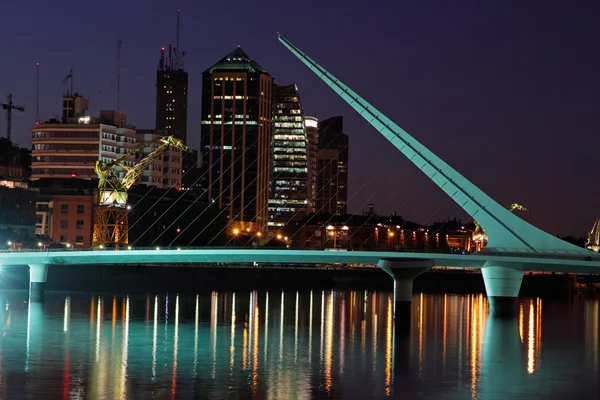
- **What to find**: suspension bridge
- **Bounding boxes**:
[1,36,597,317]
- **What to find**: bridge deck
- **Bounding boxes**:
[1,249,600,274]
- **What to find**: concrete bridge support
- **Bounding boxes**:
[482,261,524,318]
[28,264,48,302]
[378,259,433,331]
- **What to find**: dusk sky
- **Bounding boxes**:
[1,0,598,236]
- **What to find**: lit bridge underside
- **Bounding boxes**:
[2,249,600,273]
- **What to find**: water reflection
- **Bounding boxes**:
[0,291,597,398]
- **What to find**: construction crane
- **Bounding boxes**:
[1,94,25,140]
[585,218,600,252]
[472,203,530,249]
[92,135,190,248]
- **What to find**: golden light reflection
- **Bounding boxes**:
[527,300,535,374]
[248,292,254,369]
[519,302,524,343]
[230,293,236,370]
[211,291,218,378]
[242,315,248,371]
[112,296,117,341]
[324,291,334,394]
[90,296,95,330]
[372,291,378,364]
[385,297,393,396]
[251,302,260,393]
[472,294,487,397]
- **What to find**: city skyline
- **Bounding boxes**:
[1,0,598,236]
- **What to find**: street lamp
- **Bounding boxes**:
[326,225,337,249]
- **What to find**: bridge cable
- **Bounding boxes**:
[136,96,266,246]
[188,111,346,248]
[222,116,347,246]
[169,127,272,247]
[136,116,256,247]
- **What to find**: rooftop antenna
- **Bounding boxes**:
[36,62,40,124]
[176,8,180,69]
[116,38,122,110]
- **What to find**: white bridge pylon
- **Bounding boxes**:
[278,34,590,256]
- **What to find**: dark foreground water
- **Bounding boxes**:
[0,290,598,399]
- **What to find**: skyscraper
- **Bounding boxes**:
[316,116,348,215]
[156,45,188,144]
[304,116,319,213]
[200,47,273,233]
[268,84,311,230]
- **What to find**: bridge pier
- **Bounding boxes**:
[28,264,49,302]
[482,262,524,318]
[378,259,433,332]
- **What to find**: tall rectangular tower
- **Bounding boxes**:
[268,84,311,230]
[156,45,188,144]
[200,47,273,234]
[316,116,348,215]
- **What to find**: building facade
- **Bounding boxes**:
[316,116,348,215]
[305,116,319,213]
[0,186,37,246]
[268,84,311,230]
[200,47,273,233]
[136,130,183,189]
[30,97,137,181]
[296,218,474,253]
[156,46,189,144]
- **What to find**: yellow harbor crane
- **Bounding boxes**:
[92,136,189,248]
[585,218,600,252]
[473,203,530,248]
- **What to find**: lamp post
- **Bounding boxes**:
[326,225,336,249]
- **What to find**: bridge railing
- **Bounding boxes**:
[0,246,457,255]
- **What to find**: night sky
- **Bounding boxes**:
[1,0,598,236]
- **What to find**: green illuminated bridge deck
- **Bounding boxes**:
[2,248,600,274]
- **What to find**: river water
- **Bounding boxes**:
[0,290,598,399]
